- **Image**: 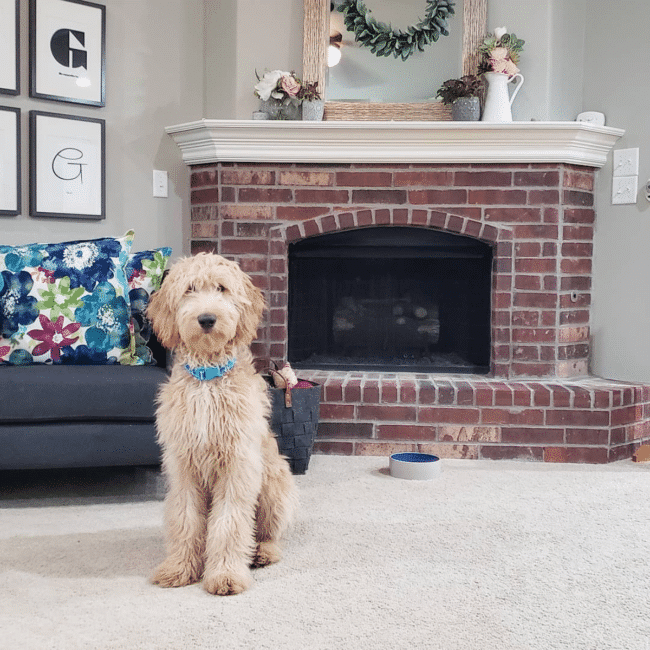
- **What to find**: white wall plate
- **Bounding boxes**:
[613,148,639,177]
[612,175,638,204]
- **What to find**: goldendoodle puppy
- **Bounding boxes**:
[147,252,298,595]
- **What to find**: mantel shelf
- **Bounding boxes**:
[165,119,624,168]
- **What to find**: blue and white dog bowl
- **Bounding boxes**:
[389,452,441,480]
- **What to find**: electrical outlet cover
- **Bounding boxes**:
[613,148,639,177]
[153,170,168,198]
[612,175,638,204]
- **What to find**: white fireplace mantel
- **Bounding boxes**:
[165,120,624,168]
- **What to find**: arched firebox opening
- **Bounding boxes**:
[288,226,492,373]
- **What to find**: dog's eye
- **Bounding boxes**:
[216,284,224,293]
[185,284,196,295]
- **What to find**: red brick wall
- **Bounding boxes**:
[188,161,650,462]
[295,371,650,463]
[190,161,596,379]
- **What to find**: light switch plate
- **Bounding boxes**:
[613,148,639,177]
[612,175,638,204]
[153,170,168,198]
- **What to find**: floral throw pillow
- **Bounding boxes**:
[0,231,138,365]
[125,247,172,364]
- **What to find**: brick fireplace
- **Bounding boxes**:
[168,120,650,463]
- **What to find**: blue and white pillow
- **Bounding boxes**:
[0,231,138,365]
[125,247,172,364]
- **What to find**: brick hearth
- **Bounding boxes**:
[188,159,650,463]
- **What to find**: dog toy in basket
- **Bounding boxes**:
[269,362,312,406]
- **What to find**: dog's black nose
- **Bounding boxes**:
[197,313,217,330]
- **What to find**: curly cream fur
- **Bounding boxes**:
[147,253,298,595]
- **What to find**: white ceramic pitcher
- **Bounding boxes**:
[481,72,524,123]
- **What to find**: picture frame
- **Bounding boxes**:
[30,0,106,106]
[0,0,20,95]
[0,106,20,216]
[30,110,105,219]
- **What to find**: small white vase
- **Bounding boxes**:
[302,99,325,121]
[481,72,524,123]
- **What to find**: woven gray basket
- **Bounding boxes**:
[267,380,321,475]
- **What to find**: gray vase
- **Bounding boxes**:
[452,96,480,121]
[259,98,301,121]
[302,99,325,121]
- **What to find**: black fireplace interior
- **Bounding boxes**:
[288,227,492,373]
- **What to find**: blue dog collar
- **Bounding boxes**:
[185,358,236,381]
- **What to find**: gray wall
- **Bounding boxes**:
[2,0,204,258]
[204,0,304,119]
[487,0,586,122]
[583,0,650,382]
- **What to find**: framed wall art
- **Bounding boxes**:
[30,0,106,106]
[0,0,20,95]
[30,110,105,219]
[0,106,20,216]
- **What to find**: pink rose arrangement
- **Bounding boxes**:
[280,75,301,98]
[478,27,525,78]
[254,71,321,102]
[254,70,303,103]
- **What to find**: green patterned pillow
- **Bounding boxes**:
[125,247,172,364]
[0,231,139,365]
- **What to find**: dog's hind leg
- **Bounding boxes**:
[151,461,207,588]
[253,434,299,568]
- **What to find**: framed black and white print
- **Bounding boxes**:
[30,111,105,219]
[0,106,20,215]
[30,0,106,106]
[0,0,20,95]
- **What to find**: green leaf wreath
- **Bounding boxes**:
[337,0,455,61]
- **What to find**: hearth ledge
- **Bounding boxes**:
[165,119,624,167]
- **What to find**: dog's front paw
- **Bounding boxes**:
[252,541,282,568]
[203,567,253,596]
[151,560,200,588]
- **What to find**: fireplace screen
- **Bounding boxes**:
[288,227,492,373]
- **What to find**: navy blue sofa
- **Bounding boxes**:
[0,337,167,470]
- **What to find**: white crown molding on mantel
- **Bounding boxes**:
[165,120,624,168]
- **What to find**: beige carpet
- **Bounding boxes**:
[1,455,649,650]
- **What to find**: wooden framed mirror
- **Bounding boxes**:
[303,0,487,120]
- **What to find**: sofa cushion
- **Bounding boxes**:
[0,364,167,422]
[0,231,138,366]
[0,422,161,470]
[125,247,172,365]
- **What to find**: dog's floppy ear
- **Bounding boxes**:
[235,273,266,347]
[146,268,181,350]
